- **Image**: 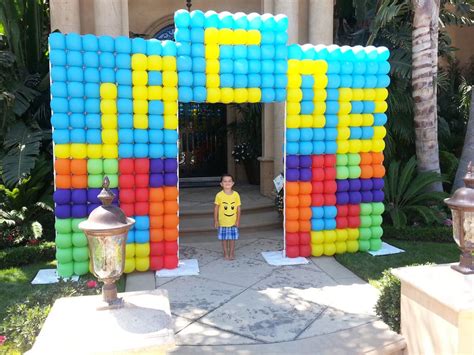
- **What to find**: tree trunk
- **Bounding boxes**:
[453,89,474,191]
[412,0,443,191]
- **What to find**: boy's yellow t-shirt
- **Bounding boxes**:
[214,190,241,227]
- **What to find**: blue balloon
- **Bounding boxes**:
[327,74,341,89]
[149,129,164,143]
[84,68,99,83]
[288,44,303,60]
[351,101,364,114]
[162,40,177,56]
[234,59,248,74]
[135,216,150,231]
[340,75,352,87]
[83,52,98,67]
[149,101,164,115]
[51,113,69,129]
[179,71,193,86]
[300,101,314,115]
[191,27,204,42]
[275,45,288,59]
[65,33,82,50]
[326,115,338,127]
[81,34,98,51]
[312,219,325,231]
[361,127,374,139]
[261,74,274,88]
[234,45,247,59]
[192,57,205,72]
[51,82,67,97]
[299,141,313,155]
[286,129,300,142]
[220,59,233,73]
[325,141,337,154]
[164,130,178,143]
[119,144,134,158]
[149,144,164,158]
[326,89,338,100]
[248,60,261,74]
[179,87,193,102]
[300,128,313,141]
[100,68,115,83]
[350,127,362,139]
[193,73,205,86]
[164,144,177,158]
[177,56,192,71]
[248,74,261,87]
[175,28,190,42]
[119,129,133,143]
[134,144,149,158]
[352,75,365,88]
[177,42,191,56]
[261,60,274,74]
[312,128,325,140]
[312,141,326,154]
[261,45,275,59]
[118,114,133,128]
[204,11,219,28]
[363,101,375,113]
[174,9,191,28]
[193,87,206,102]
[326,101,339,114]
[275,74,287,89]
[325,128,338,141]
[260,31,275,44]
[51,98,68,113]
[233,12,249,29]
[70,129,86,143]
[312,207,324,218]
[53,129,69,144]
[116,36,131,53]
[324,219,337,230]
[99,35,114,52]
[100,52,114,67]
[275,89,286,101]
[135,230,149,243]
[51,67,67,82]
[118,85,132,99]
[373,113,387,126]
[116,69,132,85]
[218,11,234,28]
[86,114,101,129]
[220,74,234,87]
[247,45,261,60]
[134,129,148,144]
[126,231,135,244]
[85,99,100,113]
[50,50,66,66]
[116,53,131,69]
[365,75,377,88]
[67,82,84,97]
[86,129,101,144]
[117,99,133,113]
[132,38,146,53]
[377,74,390,87]
[219,45,233,59]
[247,13,262,30]
[49,33,65,49]
[148,115,164,129]
[190,10,205,27]
[286,142,299,155]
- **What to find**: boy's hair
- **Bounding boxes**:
[220,174,234,182]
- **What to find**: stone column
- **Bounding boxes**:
[94,0,128,36]
[50,0,81,33]
[308,0,334,45]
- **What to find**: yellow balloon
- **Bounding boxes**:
[218,29,233,45]
[300,60,313,75]
[347,228,359,241]
[337,140,350,154]
[147,55,162,71]
[311,244,324,257]
[234,88,248,103]
[102,144,118,158]
[287,60,300,74]
[337,127,350,140]
[349,139,362,153]
[133,86,148,100]
[287,88,302,103]
[374,101,388,113]
[125,244,135,258]
[311,231,324,244]
[313,60,328,74]
[221,88,234,103]
[363,88,376,101]
[207,88,221,103]
[300,115,313,128]
[312,114,326,128]
[286,102,301,115]
[323,230,337,243]
[206,73,220,88]
[70,144,87,159]
[248,88,261,103]
[100,83,117,99]
[360,139,372,152]
[204,28,219,44]
[135,243,150,258]
[335,242,347,254]
[124,258,135,273]
[338,88,352,102]
[313,89,327,102]
[205,44,219,59]
[286,115,300,128]
[131,54,147,71]
[233,29,247,45]
[162,56,176,71]
[373,126,387,139]
[55,144,70,159]
[339,102,352,115]
[132,71,148,86]
[372,139,385,152]
[313,74,328,89]
[350,114,363,126]
[323,243,336,256]
[163,71,178,87]
[335,229,348,242]
[247,29,261,45]
[162,87,178,101]
[337,114,350,127]
[135,257,150,272]
[287,74,302,89]
[148,86,162,100]
[361,114,374,126]
[101,129,118,144]
[352,88,364,101]
[312,102,325,115]
[164,101,178,115]
[164,115,178,130]
[374,88,389,101]
[101,114,117,129]
[87,144,102,159]
[133,114,148,129]
[205,59,220,74]
[133,100,148,115]
[346,240,359,253]
[100,99,117,114]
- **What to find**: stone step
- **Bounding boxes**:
[179,200,275,217]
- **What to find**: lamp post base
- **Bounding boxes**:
[97,281,124,310]
[451,252,474,274]
[451,264,474,275]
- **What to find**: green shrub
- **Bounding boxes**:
[0,242,55,269]
[382,225,453,243]
[375,269,401,333]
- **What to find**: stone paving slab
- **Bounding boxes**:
[125,271,156,292]
[235,238,284,260]
[178,244,222,266]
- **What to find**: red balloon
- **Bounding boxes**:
[286,245,299,258]
[323,194,336,205]
[299,244,311,257]
[150,256,164,270]
[336,216,348,229]
[348,204,361,216]
[311,181,324,194]
[164,255,178,269]
[311,168,324,181]
[135,188,149,202]
[120,203,134,217]
[324,167,336,180]
[323,180,337,194]
[135,202,149,215]
[311,194,324,206]
[119,174,134,189]
[135,174,149,188]
[312,155,325,168]
[135,158,150,174]
[120,189,135,203]
[348,216,360,228]
[119,159,134,174]
[299,232,311,245]
[150,242,165,256]
[324,154,336,167]
[165,241,178,255]
[337,205,349,217]
[285,232,299,246]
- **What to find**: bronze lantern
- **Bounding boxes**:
[444,162,474,274]
[79,177,135,308]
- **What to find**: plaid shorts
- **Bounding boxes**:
[218,226,239,240]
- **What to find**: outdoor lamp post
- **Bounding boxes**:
[79,177,135,308]
[444,161,474,275]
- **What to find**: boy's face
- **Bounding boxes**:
[221,177,234,190]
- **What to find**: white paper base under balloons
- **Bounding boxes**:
[262,251,309,266]
[31,269,79,284]
[155,259,199,278]
[367,242,404,256]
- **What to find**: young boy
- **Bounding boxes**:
[214,174,241,260]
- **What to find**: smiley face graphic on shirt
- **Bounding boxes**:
[215,191,241,227]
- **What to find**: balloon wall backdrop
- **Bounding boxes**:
[49,10,389,276]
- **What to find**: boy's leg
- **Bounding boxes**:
[229,240,235,260]
[221,240,228,259]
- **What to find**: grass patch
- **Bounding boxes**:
[334,239,459,287]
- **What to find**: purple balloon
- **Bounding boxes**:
[349,191,362,204]
[87,203,100,214]
[336,192,349,204]
[54,189,71,204]
[286,168,299,182]
[71,189,87,204]
[164,173,178,186]
[72,204,87,218]
[360,178,373,191]
[150,158,164,173]
[164,158,178,172]
[299,168,312,181]
[150,173,164,187]
[349,178,361,192]
[336,179,350,192]
[87,188,101,203]
[372,190,384,202]
[110,188,119,202]
[55,204,71,218]
[361,191,373,203]
[286,155,299,169]
[299,155,312,168]
[372,178,384,190]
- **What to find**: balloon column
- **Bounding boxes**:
[49,10,389,276]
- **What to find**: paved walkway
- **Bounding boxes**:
[126,229,405,354]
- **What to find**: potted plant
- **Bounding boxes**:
[231,142,260,184]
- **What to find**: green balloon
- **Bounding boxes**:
[358,240,370,252]
[72,232,88,247]
[55,219,72,233]
[88,174,103,188]
[87,159,103,174]
[107,174,118,188]
[336,154,348,166]
[103,159,118,174]
[372,202,385,215]
[360,203,372,216]
[371,226,383,239]
[370,238,383,251]
[336,166,349,179]
[360,216,372,228]
[371,215,383,226]
[71,218,86,233]
[56,248,73,263]
[73,247,89,262]
[348,166,361,179]
[57,262,74,278]
[73,261,90,276]
[358,227,372,240]
[347,153,361,166]
[55,233,72,248]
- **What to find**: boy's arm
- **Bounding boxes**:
[235,206,241,227]
[214,204,219,228]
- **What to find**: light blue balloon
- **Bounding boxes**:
[51,67,67,82]
[248,74,261,87]
[300,101,314,115]
[312,219,325,231]
[353,75,365,88]
[179,71,193,86]
[162,40,177,56]
[148,71,162,85]
[149,101,164,115]
[261,13,276,31]
[314,45,329,60]
[340,61,353,74]
[299,142,313,155]
[116,53,131,69]
[116,69,132,85]
[233,12,249,29]
[326,61,341,74]
[70,129,86,143]
[177,56,192,71]
[326,101,339,114]
[326,45,342,61]
[175,28,190,42]
[286,142,299,155]
[275,60,287,74]
[50,50,66,66]
[99,35,114,52]
[373,113,387,126]
[116,36,131,53]
[126,231,135,244]
[134,130,148,144]
[352,46,367,61]
[350,127,362,139]
[261,74,274,88]
[326,89,338,100]
[86,114,101,129]
[135,216,150,231]
[67,67,84,81]
[363,101,375,113]
[100,52,115,68]
[149,129,164,144]
[327,74,341,89]
[194,87,206,102]
[261,60,274,74]
[234,59,248,74]
[117,99,133,114]
[84,68,99,83]
[247,13,262,30]
[361,127,374,139]
[177,42,191,56]
[51,82,67,97]
[261,88,275,103]
[190,27,204,43]
[134,144,149,158]
[190,10,205,27]
[234,45,247,59]
[84,52,99,67]
[164,144,177,158]
[275,74,287,89]
[220,73,233,87]
[219,59,232,73]
[353,61,366,75]
[82,34,98,51]
[119,129,133,143]
[149,115,164,129]
[248,60,261,74]
[179,87,193,102]
[326,115,338,127]
[119,144,133,158]
[260,31,275,44]
[313,128,325,140]
[174,9,191,28]
[193,73,205,86]
[340,74,352,87]
[286,129,300,142]
[378,62,391,74]
[85,99,99,113]
[312,141,326,154]
[87,129,101,144]
[234,75,247,88]
[275,89,286,102]
[324,219,337,230]
[376,47,390,61]
[301,77,314,90]
[49,33,65,49]
[300,128,313,141]
[118,85,132,99]
[312,207,324,219]
[247,45,261,60]
[219,45,233,59]
[100,68,115,83]
[350,101,364,114]
[275,44,288,59]
[377,75,390,88]
[53,129,69,144]
[340,46,355,61]
[261,45,275,59]
[132,38,146,53]
[325,128,338,140]
[192,57,205,72]
[366,61,379,74]
[325,141,337,154]
[204,11,219,28]
[149,144,164,158]
[164,130,178,143]
[218,11,234,29]
[51,98,68,113]
[275,31,288,45]
[51,113,69,129]
[65,33,82,50]
[118,114,133,128]
[301,45,316,60]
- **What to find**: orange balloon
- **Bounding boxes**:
[299,220,311,232]
[164,227,178,241]
[359,152,372,165]
[372,164,386,178]
[149,202,164,216]
[298,207,312,220]
[285,220,299,233]
[70,159,87,175]
[360,165,373,179]
[286,182,299,196]
[164,214,179,229]
[286,207,299,221]
[71,175,87,188]
[164,201,179,214]
[299,195,312,207]
[150,215,163,228]
[56,175,71,189]
[285,196,299,208]
[372,152,384,164]
[149,188,164,202]
[55,159,70,175]
[150,228,164,242]
[299,182,312,195]
[164,186,178,201]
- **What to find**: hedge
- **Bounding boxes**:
[0,242,55,269]
[382,225,452,243]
